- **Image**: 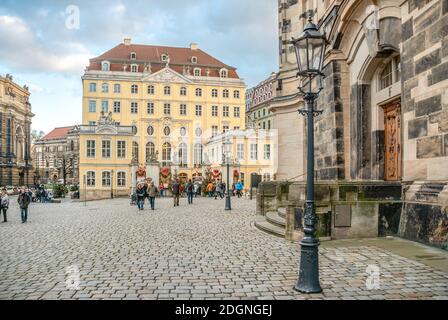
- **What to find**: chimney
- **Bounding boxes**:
[190,43,198,50]
[124,37,132,46]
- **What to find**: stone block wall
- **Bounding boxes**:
[402,0,448,182]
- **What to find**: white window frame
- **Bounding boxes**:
[117,141,126,158]
[102,171,111,187]
[101,61,110,71]
[102,140,111,158]
[86,171,96,187]
[117,171,126,187]
[250,144,258,160]
[86,140,96,158]
[131,102,138,114]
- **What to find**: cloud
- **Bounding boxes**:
[0,15,91,74]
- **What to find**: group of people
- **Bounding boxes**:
[206,180,244,199]
[0,188,33,224]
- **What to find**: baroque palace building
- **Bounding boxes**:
[0,74,34,186]
[80,39,246,199]
[256,0,448,249]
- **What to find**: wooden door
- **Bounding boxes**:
[384,100,402,181]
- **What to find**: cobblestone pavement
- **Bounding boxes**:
[0,197,447,300]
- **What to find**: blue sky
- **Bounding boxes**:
[0,0,278,133]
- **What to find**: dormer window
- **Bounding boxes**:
[130,52,137,60]
[191,56,198,64]
[194,68,201,77]
[220,68,228,78]
[161,54,168,62]
[101,61,110,71]
[131,64,138,73]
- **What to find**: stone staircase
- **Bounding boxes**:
[254,207,287,238]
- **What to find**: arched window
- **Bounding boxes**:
[132,142,139,162]
[178,143,188,168]
[101,61,110,71]
[161,54,168,62]
[147,125,154,136]
[130,52,137,60]
[102,83,109,93]
[146,142,155,161]
[131,64,138,73]
[164,86,171,95]
[180,127,187,136]
[195,127,202,137]
[194,144,203,166]
[195,88,202,97]
[191,56,197,64]
[164,126,171,136]
[162,143,172,162]
[180,87,187,96]
[220,68,228,78]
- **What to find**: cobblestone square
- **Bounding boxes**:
[0,197,447,300]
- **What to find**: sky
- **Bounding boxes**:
[0,0,278,134]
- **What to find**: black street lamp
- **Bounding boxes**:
[222,137,232,211]
[291,15,328,294]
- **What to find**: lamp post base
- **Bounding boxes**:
[225,195,232,211]
[294,239,322,294]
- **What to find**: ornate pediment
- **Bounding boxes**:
[143,67,191,84]
[96,112,118,134]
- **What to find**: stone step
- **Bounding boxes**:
[266,211,286,228]
[254,216,285,238]
[278,207,286,219]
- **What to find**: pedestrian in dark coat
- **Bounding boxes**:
[18,189,31,223]
[172,180,180,207]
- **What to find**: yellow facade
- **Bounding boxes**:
[80,45,246,198]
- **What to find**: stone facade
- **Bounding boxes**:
[0,74,34,187]
[259,0,447,250]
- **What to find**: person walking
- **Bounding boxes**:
[215,180,223,200]
[206,182,214,198]
[18,189,31,223]
[186,179,194,205]
[1,189,9,223]
[136,183,146,211]
[146,182,158,210]
[159,182,165,198]
[235,181,244,198]
[193,182,200,198]
[172,180,180,207]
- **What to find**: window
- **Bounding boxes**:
[180,104,187,116]
[223,106,229,117]
[196,128,202,137]
[148,85,155,95]
[88,100,97,113]
[191,56,197,64]
[223,125,229,133]
[102,171,111,187]
[179,127,187,137]
[264,144,271,160]
[164,126,171,136]
[88,121,96,126]
[147,102,154,115]
[237,143,245,160]
[234,107,240,117]
[180,87,187,96]
[131,102,138,114]
[194,144,203,166]
[101,101,108,113]
[161,54,168,62]
[195,88,202,97]
[132,142,139,162]
[114,84,121,93]
[223,89,229,98]
[164,103,171,115]
[130,52,137,60]
[195,105,202,116]
[250,144,258,160]
[212,126,218,137]
[102,140,111,158]
[113,101,121,113]
[131,85,138,94]
[263,109,266,116]
[86,171,96,187]
[117,172,126,187]
[220,69,228,78]
[234,90,240,99]
[234,126,240,130]
[179,143,188,167]
[101,61,110,71]
[162,142,171,164]
[212,106,218,117]
[146,142,155,161]
[89,83,97,92]
[379,56,401,90]
[117,141,126,158]
[164,86,171,95]
[86,140,96,158]
[147,126,154,136]
[194,68,201,76]
[212,89,218,98]
[262,122,266,129]
[268,120,271,130]
[102,83,109,93]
